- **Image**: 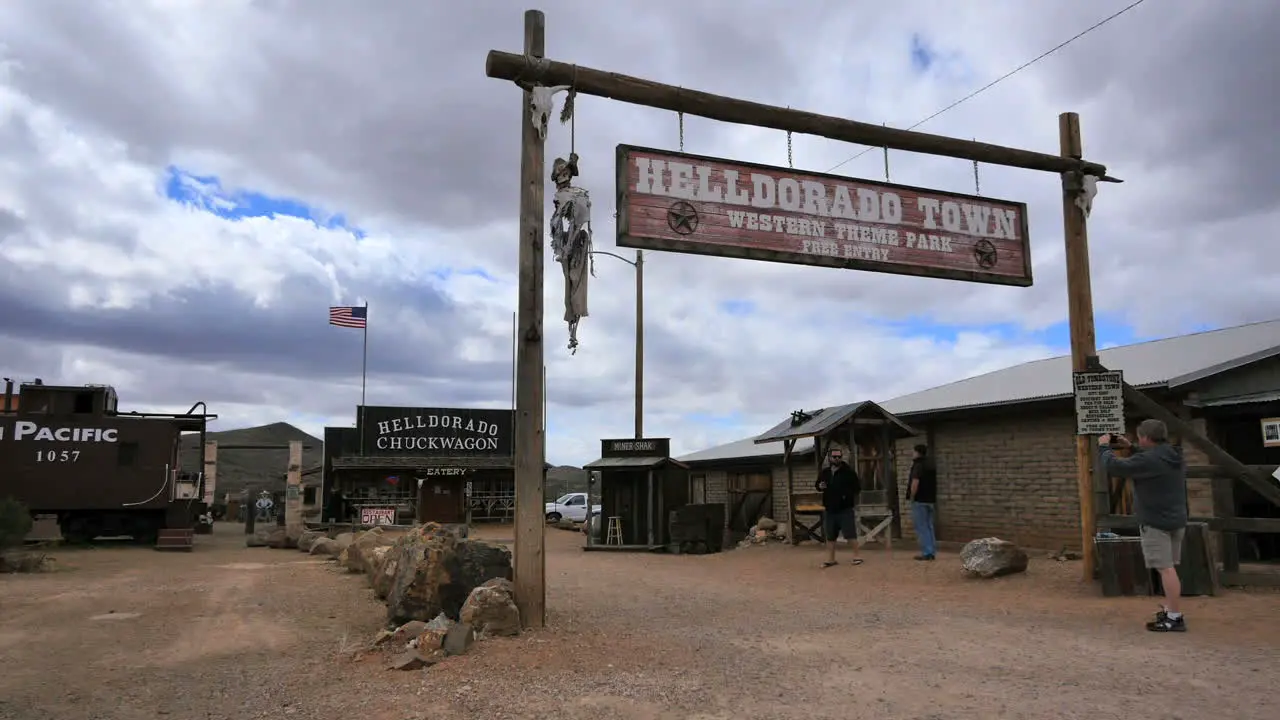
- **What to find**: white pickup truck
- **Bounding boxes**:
[545,492,600,523]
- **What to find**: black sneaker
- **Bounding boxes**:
[1146,612,1186,632]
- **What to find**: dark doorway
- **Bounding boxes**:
[727,469,772,533]
[418,477,463,524]
[1214,410,1280,562]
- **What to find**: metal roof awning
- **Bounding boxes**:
[1185,391,1280,408]
[330,455,524,471]
[582,456,688,471]
[754,400,918,445]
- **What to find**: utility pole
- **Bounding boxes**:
[1059,112,1099,582]
[634,249,644,439]
[589,249,645,440]
[513,9,547,629]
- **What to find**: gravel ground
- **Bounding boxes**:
[1,523,1276,720]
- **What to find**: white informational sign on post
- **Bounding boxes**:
[1073,370,1125,435]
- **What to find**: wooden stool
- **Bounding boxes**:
[606,516,624,545]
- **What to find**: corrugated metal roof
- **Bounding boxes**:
[1187,390,1280,408]
[677,435,815,464]
[754,400,918,444]
[881,319,1280,417]
[583,456,684,470]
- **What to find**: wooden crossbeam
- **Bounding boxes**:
[484,51,1114,178]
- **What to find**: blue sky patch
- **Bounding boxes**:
[910,33,936,73]
[164,166,366,238]
[431,266,496,282]
[874,315,1153,353]
[719,299,756,316]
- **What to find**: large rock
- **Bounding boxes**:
[384,523,513,625]
[297,529,325,552]
[460,577,521,638]
[343,527,397,574]
[309,537,341,557]
[372,545,401,600]
[960,537,1029,578]
[265,527,290,549]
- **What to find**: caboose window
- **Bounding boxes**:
[117,442,139,466]
[73,392,95,414]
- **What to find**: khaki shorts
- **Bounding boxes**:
[1139,526,1185,569]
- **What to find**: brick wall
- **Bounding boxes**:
[895,402,1220,553]
[896,408,1081,551]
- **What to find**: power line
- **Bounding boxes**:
[825,0,1149,174]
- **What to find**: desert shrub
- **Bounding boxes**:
[0,497,33,550]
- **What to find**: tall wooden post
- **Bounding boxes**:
[1059,112,1099,581]
[285,440,303,544]
[634,249,644,439]
[513,8,547,629]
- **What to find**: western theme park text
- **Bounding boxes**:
[616,146,1033,286]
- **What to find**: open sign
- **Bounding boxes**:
[359,507,397,526]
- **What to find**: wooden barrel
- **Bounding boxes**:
[1095,536,1152,597]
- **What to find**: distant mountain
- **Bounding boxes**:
[545,465,590,501]
[180,422,324,499]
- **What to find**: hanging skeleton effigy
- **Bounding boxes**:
[539,84,595,353]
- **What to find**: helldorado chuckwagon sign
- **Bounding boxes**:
[357,406,514,457]
[615,145,1033,286]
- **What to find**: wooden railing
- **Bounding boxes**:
[1098,463,1280,588]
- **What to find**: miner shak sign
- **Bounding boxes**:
[615,145,1033,286]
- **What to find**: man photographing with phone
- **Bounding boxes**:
[1098,419,1189,632]
[816,447,863,568]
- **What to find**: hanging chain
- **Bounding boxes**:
[881,122,890,182]
[678,111,684,152]
[972,138,982,196]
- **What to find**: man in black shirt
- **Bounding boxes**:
[815,447,863,568]
[908,444,938,561]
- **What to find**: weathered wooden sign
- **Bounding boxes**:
[615,145,1033,286]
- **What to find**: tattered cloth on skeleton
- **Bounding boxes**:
[550,185,593,352]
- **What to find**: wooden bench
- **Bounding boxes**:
[855,489,894,551]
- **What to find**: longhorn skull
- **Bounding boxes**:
[529,84,571,141]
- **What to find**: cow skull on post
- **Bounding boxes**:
[529,85,570,141]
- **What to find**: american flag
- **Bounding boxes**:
[329,305,367,329]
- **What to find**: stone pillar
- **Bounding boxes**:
[285,441,304,544]
[202,440,218,506]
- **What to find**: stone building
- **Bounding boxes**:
[881,318,1280,559]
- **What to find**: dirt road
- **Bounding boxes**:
[1,525,1276,720]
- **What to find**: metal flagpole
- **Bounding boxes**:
[360,300,369,455]
[361,300,369,406]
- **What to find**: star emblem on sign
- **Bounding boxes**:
[666,201,699,235]
[973,240,998,269]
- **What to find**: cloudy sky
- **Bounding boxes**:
[1,0,1276,466]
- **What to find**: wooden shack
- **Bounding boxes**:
[583,437,689,551]
[753,402,918,545]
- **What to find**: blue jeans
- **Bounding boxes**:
[911,502,936,557]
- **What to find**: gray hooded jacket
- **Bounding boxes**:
[1099,442,1188,531]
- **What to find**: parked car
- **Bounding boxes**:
[544,492,600,523]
